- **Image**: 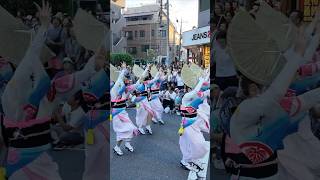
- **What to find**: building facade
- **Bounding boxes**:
[182,0,210,68]
[123,4,178,62]
[111,0,127,53]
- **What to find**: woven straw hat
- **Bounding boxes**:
[255,1,297,52]
[227,8,286,85]
[74,8,106,52]
[133,64,145,78]
[181,64,197,88]
[0,6,54,65]
[150,65,158,77]
[189,63,204,79]
[110,64,119,82]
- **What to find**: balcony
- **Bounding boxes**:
[126,19,155,26]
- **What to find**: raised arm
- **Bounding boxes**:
[286,88,320,117]
[182,77,205,104]
[304,23,320,63]
[148,72,161,87]
[111,69,126,98]
[74,55,97,84]
[137,65,150,83]
[1,1,51,120]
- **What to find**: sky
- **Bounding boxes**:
[125,0,198,32]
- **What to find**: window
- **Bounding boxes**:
[141,45,150,52]
[127,31,133,40]
[161,30,166,37]
[151,29,155,37]
[128,47,137,54]
[199,0,210,12]
[135,31,138,37]
[140,30,145,37]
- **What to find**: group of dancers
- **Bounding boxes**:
[111,63,165,155]
[0,1,109,179]
[111,62,211,177]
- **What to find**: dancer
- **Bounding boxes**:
[82,67,109,179]
[228,23,320,179]
[179,69,210,171]
[131,65,154,135]
[148,67,165,125]
[1,1,62,179]
[111,63,138,156]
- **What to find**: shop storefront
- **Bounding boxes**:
[182,26,210,68]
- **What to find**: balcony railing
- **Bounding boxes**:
[126,19,155,26]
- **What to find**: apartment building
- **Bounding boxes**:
[123,4,178,62]
[111,0,127,53]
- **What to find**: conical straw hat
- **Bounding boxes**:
[255,1,297,52]
[181,64,197,88]
[227,8,286,85]
[133,64,145,78]
[150,65,158,77]
[0,6,54,65]
[189,63,204,79]
[74,8,106,52]
[110,64,119,82]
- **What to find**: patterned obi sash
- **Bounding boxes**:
[180,106,197,118]
[137,91,148,97]
[150,88,160,95]
[111,99,127,108]
[2,115,51,149]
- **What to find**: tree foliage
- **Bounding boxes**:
[111,53,133,66]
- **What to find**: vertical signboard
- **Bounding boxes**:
[303,0,320,21]
[204,46,210,68]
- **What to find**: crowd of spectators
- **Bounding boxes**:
[4,9,108,150]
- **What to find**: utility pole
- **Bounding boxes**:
[178,17,182,61]
[159,0,163,59]
[166,0,170,65]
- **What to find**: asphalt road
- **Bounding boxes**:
[50,148,85,179]
[212,169,229,180]
[48,109,229,180]
[110,109,210,180]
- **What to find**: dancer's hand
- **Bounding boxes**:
[34,0,51,28]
